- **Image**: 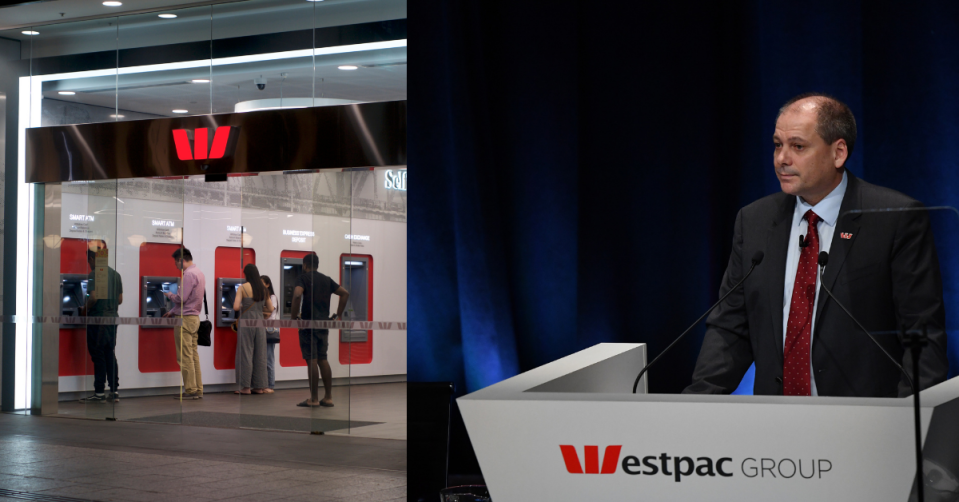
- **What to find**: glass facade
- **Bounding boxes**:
[0,0,406,439]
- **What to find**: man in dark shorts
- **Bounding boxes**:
[290,252,349,407]
[79,245,123,404]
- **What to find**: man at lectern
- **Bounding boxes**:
[685,93,949,397]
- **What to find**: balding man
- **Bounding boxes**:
[685,93,948,397]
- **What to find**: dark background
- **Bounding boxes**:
[408,0,959,482]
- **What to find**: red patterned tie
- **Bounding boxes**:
[783,210,820,396]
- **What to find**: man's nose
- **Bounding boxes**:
[775,148,789,167]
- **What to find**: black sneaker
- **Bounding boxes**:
[79,393,106,403]
[109,391,120,403]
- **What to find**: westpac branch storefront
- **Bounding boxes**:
[0,0,407,437]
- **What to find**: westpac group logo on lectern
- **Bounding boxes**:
[559,444,833,482]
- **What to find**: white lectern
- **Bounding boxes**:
[458,343,959,501]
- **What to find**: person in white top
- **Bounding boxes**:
[261,275,280,393]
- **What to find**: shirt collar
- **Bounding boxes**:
[795,170,847,227]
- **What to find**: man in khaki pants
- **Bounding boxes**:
[163,247,206,399]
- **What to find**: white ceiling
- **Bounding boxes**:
[3,0,407,122]
[41,47,407,118]
[0,0,228,31]
[0,0,406,51]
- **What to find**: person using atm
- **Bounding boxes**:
[163,248,206,400]
[290,252,349,408]
[79,243,123,404]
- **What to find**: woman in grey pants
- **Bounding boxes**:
[233,263,273,394]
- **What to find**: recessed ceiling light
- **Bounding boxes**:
[158,13,177,18]
[110,114,125,118]
[191,79,210,83]
[22,31,39,36]
[306,0,324,2]
[102,1,122,6]
[58,91,76,95]
[172,109,188,114]
[338,65,358,70]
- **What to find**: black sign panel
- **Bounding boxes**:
[25,100,406,183]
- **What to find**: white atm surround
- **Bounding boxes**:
[56,191,407,394]
[459,343,959,502]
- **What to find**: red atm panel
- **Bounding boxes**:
[213,246,255,370]
[138,243,182,373]
[59,238,94,376]
[340,253,373,365]
[279,250,309,368]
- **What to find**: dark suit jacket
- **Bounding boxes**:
[684,172,949,397]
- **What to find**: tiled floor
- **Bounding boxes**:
[55,383,407,440]
[0,411,406,502]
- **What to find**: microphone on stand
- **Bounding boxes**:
[631,251,764,394]
[816,251,925,501]
[816,252,909,380]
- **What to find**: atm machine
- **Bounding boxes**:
[60,273,89,328]
[340,257,370,343]
[141,276,180,326]
[279,256,303,319]
[339,254,373,365]
[217,278,244,327]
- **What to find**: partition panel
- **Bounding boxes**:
[310,169,353,434]
[117,6,214,120]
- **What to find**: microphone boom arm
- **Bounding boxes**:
[632,256,761,394]
[816,260,914,392]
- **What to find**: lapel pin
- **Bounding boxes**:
[840,232,853,240]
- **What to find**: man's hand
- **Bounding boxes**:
[162,311,174,318]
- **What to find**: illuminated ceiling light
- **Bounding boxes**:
[110,114,125,118]
[102,1,123,6]
[158,13,177,18]
[58,91,76,95]
[338,65,358,70]
[234,97,358,113]
[191,79,210,83]
[171,109,188,114]
[22,30,39,35]
[306,0,324,2]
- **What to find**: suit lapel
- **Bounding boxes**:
[815,172,862,329]
[767,195,794,362]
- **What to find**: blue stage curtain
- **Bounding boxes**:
[410,0,959,396]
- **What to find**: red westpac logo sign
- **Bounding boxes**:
[560,445,622,474]
[172,126,238,161]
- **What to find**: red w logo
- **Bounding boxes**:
[559,445,622,474]
[171,126,236,161]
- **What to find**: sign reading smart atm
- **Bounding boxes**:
[25,101,407,183]
[559,445,833,483]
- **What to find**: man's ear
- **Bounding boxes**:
[833,139,848,168]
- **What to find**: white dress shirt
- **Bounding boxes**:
[782,170,848,396]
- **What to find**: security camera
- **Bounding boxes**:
[254,76,267,91]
